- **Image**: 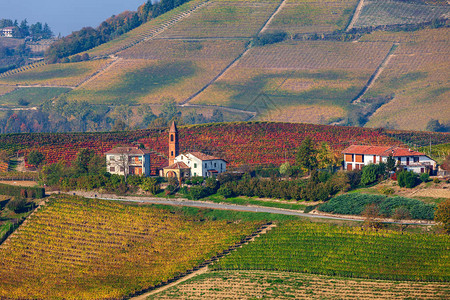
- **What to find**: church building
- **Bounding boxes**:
[162,122,227,179]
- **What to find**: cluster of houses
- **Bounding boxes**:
[105,122,437,179]
[106,122,227,179]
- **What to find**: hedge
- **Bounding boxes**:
[0,183,45,199]
[318,193,436,220]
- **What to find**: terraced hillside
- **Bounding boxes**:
[360,28,450,130]
[264,0,359,34]
[192,40,393,123]
[0,195,262,299]
[353,0,450,28]
[0,0,448,130]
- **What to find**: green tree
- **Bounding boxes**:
[279,162,291,177]
[27,150,45,167]
[296,137,317,175]
[361,163,386,186]
[316,142,337,169]
[435,199,450,234]
[39,162,66,186]
[386,155,396,172]
[426,119,442,132]
[397,170,418,188]
[74,148,93,174]
[140,177,160,194]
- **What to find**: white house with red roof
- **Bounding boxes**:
[162,122,227,178]
[105,147,151,176]
[174,152,227,177]
[342,145,436,174]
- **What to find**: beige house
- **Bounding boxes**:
[106,147,151,176]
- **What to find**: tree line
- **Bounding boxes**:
[45,0,191,63]
[3,98,224,134]
[0,19,53,40]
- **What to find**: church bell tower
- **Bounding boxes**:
[169,121,179,165]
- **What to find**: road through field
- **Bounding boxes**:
[64,191,434,225]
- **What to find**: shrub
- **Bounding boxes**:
[319,193,435,220]
[0,183,44,199]
[433,178,440,184]
[361,163,386,186]
[217,186,232,198]
[27,150,45,167]
[419,173,429,183]
[6,198,27,213]
[255,31,288,46]
[435,199,450,233]
[140,177,160,194]
[189,186,211,200]
[397,171,418,188]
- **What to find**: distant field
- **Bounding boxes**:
[363,28,450,130]
[0,87,72,106]
[0,196,261,299]
[212,221,450,281]
[353,0,450,28]
[192,41,391,120]
[118,39,248,61]
[0,85,16,97]
[66,59,231,104]
[0,60,111,87]
[159,0,280,38]
[265,0,358,34]
[149,270,450,300]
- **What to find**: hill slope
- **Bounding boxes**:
[0,0,448,131]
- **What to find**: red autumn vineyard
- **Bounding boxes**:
[2,122,448,170]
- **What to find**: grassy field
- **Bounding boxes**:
[0,87,72,106]
[0,195,263,299]
[0,85,16,97]
[159,0,280,38]
[362,28,450,130]
[265,0,358,34]
[149,270,450,300]
[66,59,231,104]
[211,221,450,281]
[0,60,111,87]
[353,0,450,28]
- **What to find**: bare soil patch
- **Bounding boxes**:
[0,181,38,187]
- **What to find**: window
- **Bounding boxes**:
[170,134,174,142]
[110,167,115,172]
[194,172,197,176]
[214,163,217,168]
[120,167,124,172]
[194,163,197,168]
[109,156,115,161]
[414,157,419,163]
[205,163,207,168]
[171,151,174,157]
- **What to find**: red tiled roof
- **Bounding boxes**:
[164,161,190,170]
[105,147,151,155]
[342,145,425,157]
[188,152,223,161]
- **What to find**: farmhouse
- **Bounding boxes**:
[105,147,151,176]
[162,122,227,178]
[342,145,436,174]
[1,27,14,37]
